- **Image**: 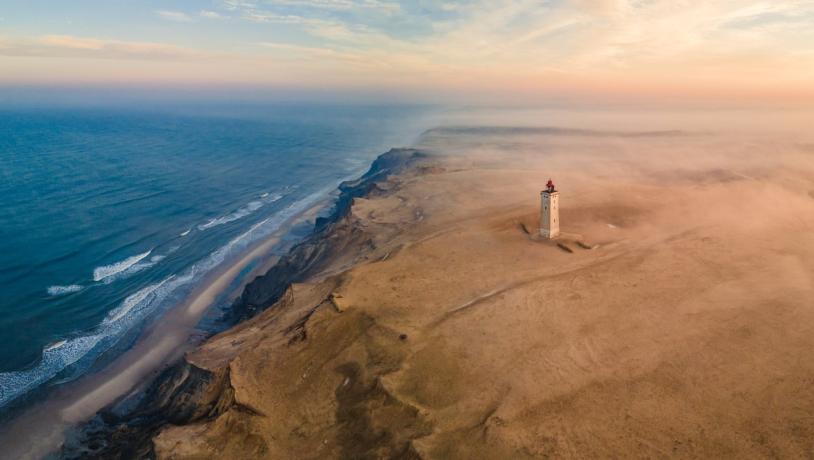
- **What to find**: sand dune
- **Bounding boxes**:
[72,127,814,458]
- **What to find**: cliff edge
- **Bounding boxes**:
[62,128,814,459]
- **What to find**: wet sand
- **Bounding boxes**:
[0,200,331,460]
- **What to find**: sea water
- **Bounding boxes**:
[0,102,434,411]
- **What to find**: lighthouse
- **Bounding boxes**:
[540,179,560,239]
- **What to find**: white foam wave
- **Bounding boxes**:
[0,187,331,410]
[94,253,168,285]
[0,333,104,409]
[197,193,285,232]
[44,340,67,352]
[180,229,191,237]
[0,272,193,409]
[47,285,82,296]
[104,277,173,324]
[216,188,329,257]
[93,250,152,282]
[198,200,263,231]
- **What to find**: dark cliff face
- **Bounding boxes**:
[58,148,429,460]
[60,362,234,460]
[228,148,428,322]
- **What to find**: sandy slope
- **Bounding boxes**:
[153,128,814,458]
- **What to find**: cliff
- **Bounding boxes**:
[60,147,433,459]
[61,127,814,458]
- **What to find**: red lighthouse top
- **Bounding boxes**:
[545,179,556,193]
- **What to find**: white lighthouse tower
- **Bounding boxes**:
[540,179,560,239]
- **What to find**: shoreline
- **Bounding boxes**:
[0,154,389,458]
[16,147,427,459]
[17,123,814,458]
[0,204,319,459]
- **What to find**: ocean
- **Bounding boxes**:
[0,102,434,411]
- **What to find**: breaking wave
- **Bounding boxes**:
[92,250,152,282]
[103,276,175,324]
[46,285,82,296]
[198,201,263,230]
[197,193,284,231]
[0,333,105,409]
[43,340,67,352]
[0,272,190,410]
[0,188,329,410]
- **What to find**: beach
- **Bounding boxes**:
[55,124,814,458]
[0,104,435,459]
[0,198,337,460]
[5,0,814,456]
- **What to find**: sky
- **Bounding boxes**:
[0,0,813,104]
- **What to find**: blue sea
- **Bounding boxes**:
[0,102,434,411]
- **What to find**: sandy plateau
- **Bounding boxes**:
[116,127,814,458]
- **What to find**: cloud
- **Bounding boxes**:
[2,0,814,102]
[221,0,257,11]
[222,1,405,46]
[221,0,397,11]
[194,0,811,95]
[723,2,814,30]
[244,11,314,23]
[218,0,400,27]
[0,35,207,60]
[258,41,365,62]
[156,10,194,22]
[269,0,401,12]
[200,10,224,19]
[40,35,105,50]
